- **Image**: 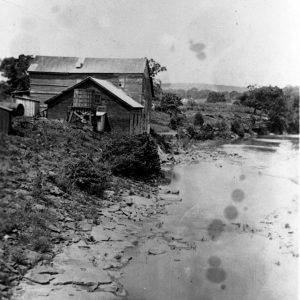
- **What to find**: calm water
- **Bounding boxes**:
[121,136,299,300]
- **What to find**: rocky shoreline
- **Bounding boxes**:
[3,134,298,300]
[10,181,184,299]
[8,140,243,300]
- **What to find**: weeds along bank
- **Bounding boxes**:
[0,117,161,299]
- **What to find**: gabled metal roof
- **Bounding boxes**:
[28,55,147,74]
[45,77,144,109]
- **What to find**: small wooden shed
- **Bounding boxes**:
[45,77,144,135]
[13,96,40,117]
[0,105,12,134]
[0,102,24,134]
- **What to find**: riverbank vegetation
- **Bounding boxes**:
[152,84,299,144]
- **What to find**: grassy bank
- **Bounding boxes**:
[0,118,160,299]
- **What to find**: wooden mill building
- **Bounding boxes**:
[45,77,144,135]
[28,55,154,133]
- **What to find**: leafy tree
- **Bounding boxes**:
[240,85,289,133]
[267,95,289,133]
[206,91,226,103]
[193,112,204,126]
[283,86,299,133]
[147,58,167,78]
[147,58,167,101]
[0,54,33,94]
[240,85,284,115]
[159,92,182,116]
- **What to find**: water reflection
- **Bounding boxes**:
[121,136,298,300]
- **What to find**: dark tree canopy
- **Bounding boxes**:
[206,91,226,103]
[147,58,167,101]
[159,92,182,115]
[240,85,291,133]
[147,58,167,78]
[0,54,33,94]
[240,85,285,114]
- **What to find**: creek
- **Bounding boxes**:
[121,135,299,300]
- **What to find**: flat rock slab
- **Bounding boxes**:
[158,194,182,202]
[24,273,54,284]
[145,237,169,256]
[52,268,112,286]
[107,204,121,212]
[159,187,180,195]
[32,266,61,275]
[91,227,124,242]
[15,285,121,300]
[122,195,153,207]
[79,221,93,232]
[24,250,41,265]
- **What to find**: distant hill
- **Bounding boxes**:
[162,82,247,93]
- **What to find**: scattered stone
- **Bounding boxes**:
[79,221,93,232]
[104,190,115,199]
[48,224,61,233]
[103,262,122,270]
[107,205,120,213]
[35,266,60,275]
[158,194,182,202]
[77,240,90,249]
[25,272,54,285]
[50,186,63,196]
[24,250,41,266]
[53,268,112,286]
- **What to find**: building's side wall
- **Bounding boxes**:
[47,92,73,120]
[30,73,144,104]
[0,109,11,134]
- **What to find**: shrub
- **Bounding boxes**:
[231,119,245,137]
[60,158,110,196]
[193,112,204,126]
[186,126,196,138]
[194,124,214,140]
[32,170,44,199]
[11,247,27,265]
[102,134,160,178]
[33,236,52,253]
[213,119,228,132]
[169,114,185,130]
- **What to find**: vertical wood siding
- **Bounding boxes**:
[15,98,40,117]
[0,108,11,134]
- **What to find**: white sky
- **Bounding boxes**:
[0,0,299,87]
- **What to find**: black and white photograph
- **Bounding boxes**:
[0,0,299,299]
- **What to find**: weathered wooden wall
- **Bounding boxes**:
[0,107,11,134]
[30,73,144,105]
[14,97,40,117]
[47,80,143,133]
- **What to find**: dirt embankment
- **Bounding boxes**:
[0,118,162,299]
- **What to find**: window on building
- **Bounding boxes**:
[118,77,125,88]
